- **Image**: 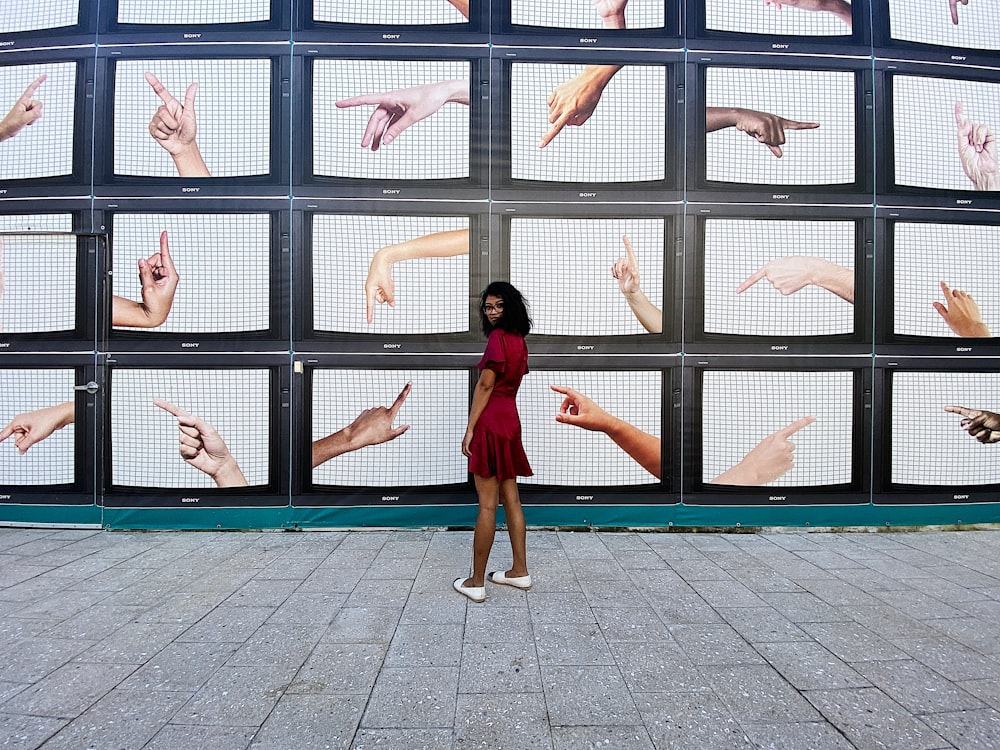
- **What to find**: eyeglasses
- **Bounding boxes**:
[483,303,504,313]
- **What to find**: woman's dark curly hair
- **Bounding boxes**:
[479,281,532,337]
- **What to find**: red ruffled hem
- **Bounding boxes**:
[468,430,533,480]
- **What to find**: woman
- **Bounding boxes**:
[454,282,533,603]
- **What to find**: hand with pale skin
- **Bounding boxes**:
[933,281,991,337]
[0,74,46,142]
[706,107,819,158]
[710,416,816,485]
[551,384,662,478]
[335,79,469,151]
[0,401,74,455]
[312,382,412,467]
[737,256,854,303]
[945,405,1000,444]
[365,229,468,324]
[540,65,622,148]
[949,0,969,25]
[954,101,998,191]
[111,231,179,328]
[153,399,247,487]
[763,0,853,29]
[145,72,210,178]
[611,235,662,333]
[593,0,629,28]
[445,0,470,18]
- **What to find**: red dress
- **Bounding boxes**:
[468,328,533,480]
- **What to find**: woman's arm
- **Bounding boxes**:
[462,367,497,457]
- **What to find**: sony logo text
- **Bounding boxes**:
[954,494,969,500]
[382,496,400,502]
[957,347,972,352]
[769,495,787,502]
[771,345,788,351]
[181,497,200,503]
[384,343,402,349]
[182,187,200,193]
[383,34,401,39]
[383,189,401,195]
[772,43,790,49]
[576,495,594,501]
[579,38,598,43]
[184,33,201,38]
[577,345,595,351]
[772,194,790,200]
[579,192,597,197]
[181,342,199,348]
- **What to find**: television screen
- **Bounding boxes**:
[0,214,77,335]
[700,369,854,487]
[885,0,999,52]
[509,0,665,29]
[310,213,470,335]
[508,217,665,336]
[704,66,856,186]
[891,221,998,340]
[110,212,273,335]
[891,73,1000,193]
[109,367,271,489]
[890,370,1000,486]
[0,368,76,485]
[114,0,270,24]
[703,0,853,36]
[509,62,666,184]
[702,218,857,337]
[0,0,78,34]
[0,61,77,181]
[112,57,272,179]
[312,58,471,182]
[310,368,467,487]
[519,369,663,486]
[313,0,468,25]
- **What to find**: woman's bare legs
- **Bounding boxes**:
[462,473,499,588]
[499,478,528,578]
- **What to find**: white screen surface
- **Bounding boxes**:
[0,214,75,334]
[0,62,76,181]
[888,0,999,51]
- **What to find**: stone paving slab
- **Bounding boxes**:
[0,527,999,748]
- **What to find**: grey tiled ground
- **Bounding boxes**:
[0,528,999,749]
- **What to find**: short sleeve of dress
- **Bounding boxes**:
[477,329,506,374]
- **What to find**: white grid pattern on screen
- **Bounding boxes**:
[311,214,469,335]
[701,370,853,486]
[509,217,664,336]
[0,369,74,485]
[703,219,855,337]
[112,213,271,333]
[111,369,270,488]
[519,370,662,486]
[511,64,665,183]
[0,0,76,33]
[891,372,1000,486]
[0,62,76,181]
[314,59,469,181]
[113,58,271,178]
[312,369,467,487]
[705,0,851,36]
[893,75,1000,192]
[314,0,467,24]
[893,222,1000,338]
[0,235,76,334]
[117,0,269,24]
[888,0,999,51]
[706,67,855,186]
[510,0,664,29]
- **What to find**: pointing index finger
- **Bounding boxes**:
[622,235,637,266]
[945,405,979,418]
[389,381,412,416]
[153,398,189,419]
[736,267,767,294]
[144,72,176,106]
[20,74,46,103]
[777,416,816,439]
[782,119,820,130]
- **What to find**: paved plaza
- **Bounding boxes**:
[0,526,999,749]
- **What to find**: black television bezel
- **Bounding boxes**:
[292,198,488,354]
[0,354,98,505]
[496,201,682,354]
[100,353,290,508]
[95,199,290,352]
[0,48,96,198]
[685,0,871,55]
[871,0,1000,67]
[492,48,684,201]
[96,0,291,44]
[292,45,489,201]
[875,207,1000,356]
[875,60,1000,210]
[92,44,291,198]
[491,0,682,50]
[683,203,874,355]
[293,0,488,44]
[685,53,875,204]
[683,356,873,505]
[0,199,98,352]
[873,356,1000,504]
[0,1,97,50]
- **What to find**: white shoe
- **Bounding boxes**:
[488,571,532,590]
[453,577,486,602]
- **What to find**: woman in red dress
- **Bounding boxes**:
[454,282,533,603]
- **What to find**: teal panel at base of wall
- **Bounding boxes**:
[3,502,998,531]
